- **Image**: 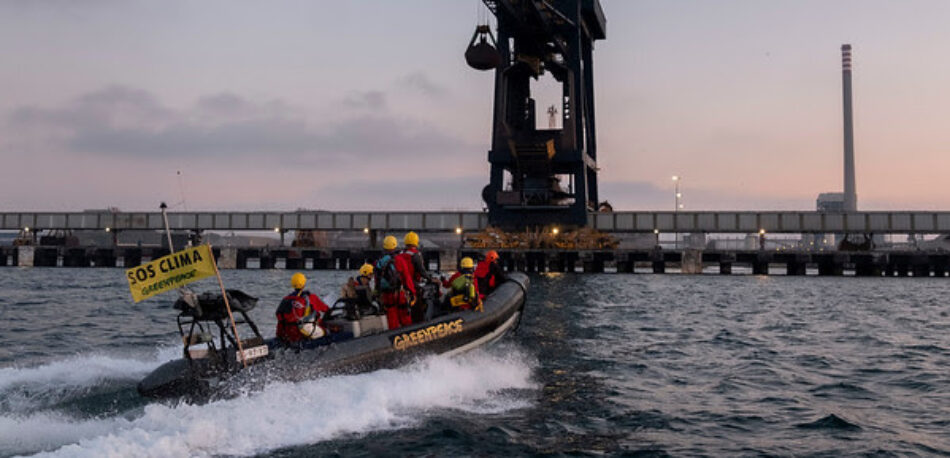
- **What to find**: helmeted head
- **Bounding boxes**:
[485,250,499,264]
[382,235,398,251]
[291,272,307,290]
[359,263,374,277]
[460,257,474,270]
[404,231,419,247]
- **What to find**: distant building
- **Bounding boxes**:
[0,232,16,246]
[805,192,845,249]
[816,192,845,213]
[919,234,950,251]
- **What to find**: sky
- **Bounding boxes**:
[2,0,950,213]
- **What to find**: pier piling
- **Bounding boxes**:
[933,255,949,277]
[285,252,304,269]
[217,248,238,269]
[93,249,116,267]
[681,249,703,274]
[63,248,89,267]
[259,253,275,270]
[616,252,634,273]
[123,249,142,269]
[33,247,58,267]
[717,253,735,275]
[816,254,845,276]
[15,246,33,266]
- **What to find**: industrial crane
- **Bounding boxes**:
[466,0,606,229]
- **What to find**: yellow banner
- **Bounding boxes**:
[126,245,216,302]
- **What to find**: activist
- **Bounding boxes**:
[375,235,415,329]
[398,231,434,323]
[340,263,378,319]
[441,257,482,311]
[276,272,330,346]
[474,250,507,299]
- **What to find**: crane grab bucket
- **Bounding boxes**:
[465,25,501,71]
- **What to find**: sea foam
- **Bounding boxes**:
[0,346,180,414]
[6,346,536,458]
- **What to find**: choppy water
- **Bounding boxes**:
[1,269,950,456]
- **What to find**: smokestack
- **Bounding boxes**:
[841,44,857,211]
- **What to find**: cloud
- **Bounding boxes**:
[342,90,387,110]
[10,85,172,131]
[397,72,447,98]
[68,117,316,156]
[4,85,472,161]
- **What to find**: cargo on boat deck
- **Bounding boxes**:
[325,313,389,338]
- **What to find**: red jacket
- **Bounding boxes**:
[399,247,428,285]
[276,290,329,343]
[394,254,416,296]
[474,260,506,296]
[474,262,493,289]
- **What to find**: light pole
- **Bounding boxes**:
[672,175,681,213]
[672,175,682,248]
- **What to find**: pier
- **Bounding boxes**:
[2,245,949,277]
[3,210,950,276]
[3,210,950,234]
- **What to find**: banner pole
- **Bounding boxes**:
[209,243,247,368]
[159,202,175,252]
[159,202,190,300]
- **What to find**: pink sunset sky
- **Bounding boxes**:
[2,0,949,212]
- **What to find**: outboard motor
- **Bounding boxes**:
[465,25,501,70]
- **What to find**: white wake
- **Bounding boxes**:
[3,347,536,458]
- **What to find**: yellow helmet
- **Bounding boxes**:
[404,231,419,247]
[359,263,374,277]
[382,235,398,250]
[291,272,307,289]
[460,257,474,269]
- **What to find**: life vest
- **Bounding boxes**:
[276,290,322,343]
[354,276,376,307]
[354,275,373,300]
[375,254,401,292]
[448,272,476,308]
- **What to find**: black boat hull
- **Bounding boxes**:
[138,273,529,400]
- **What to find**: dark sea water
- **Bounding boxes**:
[2,268,950,457]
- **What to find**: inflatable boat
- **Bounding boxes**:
[138,273,529,400]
